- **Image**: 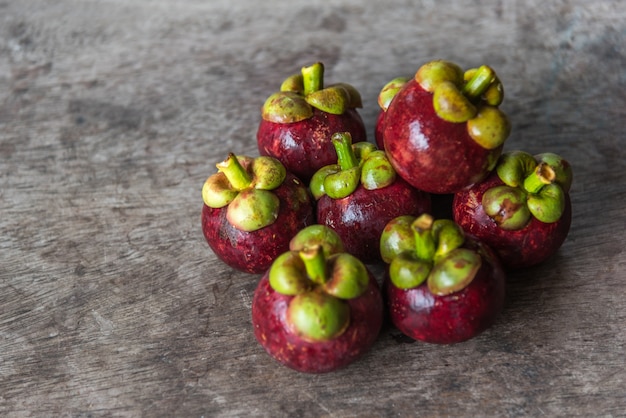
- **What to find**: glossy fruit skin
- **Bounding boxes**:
[383,79,502,194]
[257,108,366,184]
[316,177,431,263]
[201,173,315,274]
[386,239,505,344]
[252,269,383,373]
[452,172,572,269]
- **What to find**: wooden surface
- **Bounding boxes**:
[1,0,625,416]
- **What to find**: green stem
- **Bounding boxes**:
[331,132,359,170]
[216,153,252,190]
[302,62,324,96]
[300,245,327,285]
[523,162,555,194]
[412,214,436,262]
[462,65,495,101]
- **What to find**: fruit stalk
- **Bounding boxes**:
[332,132,359,170]
[523,162,556,194]
[217,153,252,190]
[300,246,328,285]
[462,65,495,100]
[412,214,436,262]
[302,62,324,96]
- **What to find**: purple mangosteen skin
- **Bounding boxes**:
[252,270,383,373]
[386,239,506,344]
[257,108,367,184]
[201,173,315,274]
[383,80,502,194]
[316,177,431,263]
[453,172,572,269]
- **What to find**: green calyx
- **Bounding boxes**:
[428,249,482,296]
[201,153,287,232]
[310,132,396,200]
[379,215,418,264]
[433,81,478,123]
[261,62,362,123]
[289,224,345,257]
[482,186,531,230]
[378,77,409,111]
[269,241,369,342]
[415,60,510,150]
[380,214,480,295]
[261,91,313,124]
[467,106,511,149]
[484,151,572,229]
[415,60,464,92]
[287,291,350,343]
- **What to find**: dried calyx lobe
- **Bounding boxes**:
[380,213,482,295]
[482,151,573,230]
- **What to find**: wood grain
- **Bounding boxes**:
[1,0,625,416]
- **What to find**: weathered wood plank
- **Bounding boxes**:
[1,0,625,416]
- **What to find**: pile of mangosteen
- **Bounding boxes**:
[200,60,573,373]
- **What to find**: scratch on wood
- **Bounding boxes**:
[91,310,114,334]
[303,391,333,416]
[240,289,251,309]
